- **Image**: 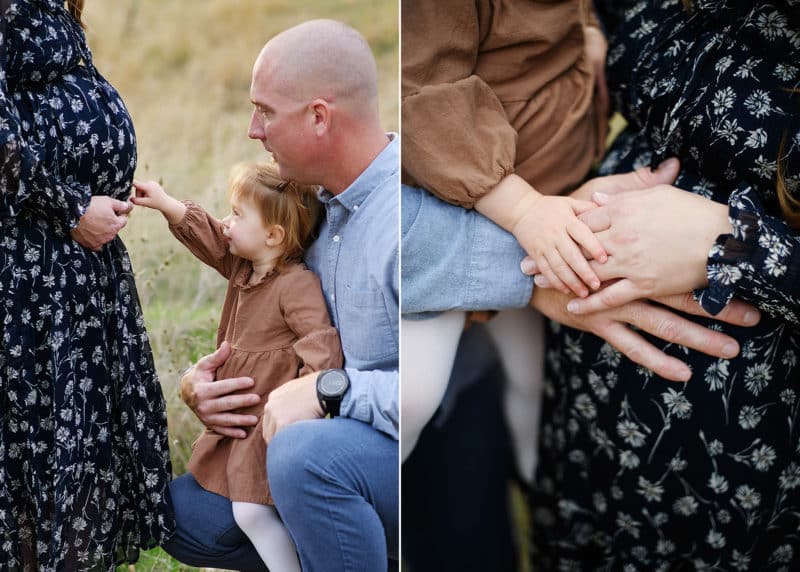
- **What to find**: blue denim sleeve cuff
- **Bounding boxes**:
[340,368,399,440]
[695,184,800,324]
[401,185,533,315]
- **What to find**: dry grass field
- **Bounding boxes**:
[80,1,397,569]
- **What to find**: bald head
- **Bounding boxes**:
[255,20,379,113]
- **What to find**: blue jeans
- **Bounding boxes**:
[162,473,266,572]
[162,418,399,571]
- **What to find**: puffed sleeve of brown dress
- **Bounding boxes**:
[402,0,603,207]
[280,268,344,375]
[401,0,518,209]
[168,200,237,279]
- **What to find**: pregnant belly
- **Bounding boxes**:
[13,66,137,202]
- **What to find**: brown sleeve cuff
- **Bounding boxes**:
[402,76,517,209]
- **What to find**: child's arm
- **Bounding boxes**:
[131,180,186,224]
[476,174,607,298]
[281,270,344,375]
[131,180,236,279]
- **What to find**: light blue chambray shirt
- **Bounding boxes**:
[304,134,399,440]
[401,184,533,316]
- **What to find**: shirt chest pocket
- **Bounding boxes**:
[337,285,395,363]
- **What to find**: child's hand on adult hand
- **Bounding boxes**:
[511,194,606,298]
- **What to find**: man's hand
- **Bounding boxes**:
[181,341,260,439]
[530,287,760,382]
[262,372,325,445]
[71,196,133,251]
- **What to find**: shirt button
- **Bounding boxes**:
[353,204,359,211]
[333,235,340,242]
[331,294,336,303]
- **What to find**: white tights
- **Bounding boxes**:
[401,308,545,484]
[400,311,466,461]
[232,501,301,572]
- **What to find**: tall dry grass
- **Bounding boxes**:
[83,0,398,476]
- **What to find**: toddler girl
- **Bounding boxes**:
[132,163,343,572]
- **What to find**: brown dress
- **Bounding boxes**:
[402,0,606,206]
[170,201,343,505]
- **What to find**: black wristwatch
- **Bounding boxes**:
[316,369,350,417]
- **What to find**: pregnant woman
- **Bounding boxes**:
[0,1,174,569]
[529,1,800,569]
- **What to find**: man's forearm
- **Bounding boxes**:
[402,185,533,314]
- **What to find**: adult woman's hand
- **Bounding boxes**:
[562,185,732,314]
[569,158,681,202]
[516,159,683,279]
[530,287,760,382]
[180,341,260,439]
[70,195,134,250]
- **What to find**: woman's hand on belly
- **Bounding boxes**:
[560,186,733,315]
[70,196,134,251]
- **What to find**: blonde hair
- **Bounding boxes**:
[227,162,322,267]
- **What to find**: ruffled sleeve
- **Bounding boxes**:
[280,268,343,376]
[401,0,517,209]
[0,1,92,234]
[695,185,800,326]
[168,200,236,279]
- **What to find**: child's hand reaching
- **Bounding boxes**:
[131,180,187,225]
[475,174,606,299]
[511,194,607,298]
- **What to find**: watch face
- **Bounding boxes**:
[319,370,348,397]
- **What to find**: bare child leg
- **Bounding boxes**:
[485,307,545,485]
[232,501,300,572]
[400,311,466,461]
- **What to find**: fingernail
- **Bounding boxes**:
[744,311,759,326]
[593,191,609,205]
[567,300,579,313]
[520,259,537,274]
[591,280,600,290]
[677,366,691,382]
[723,342,739,358]
[656,157,679,172]
[533,275,548,287]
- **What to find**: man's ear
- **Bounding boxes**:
[265,224,286,246]
[309,99,331,136]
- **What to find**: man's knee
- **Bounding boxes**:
[267,420,329,504]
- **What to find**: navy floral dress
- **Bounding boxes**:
[531,1,800,570]
[0,1,174,570]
